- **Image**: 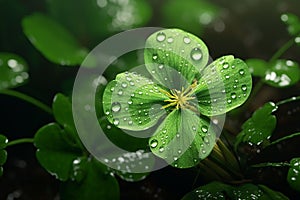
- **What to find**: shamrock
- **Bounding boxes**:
[102,29,252,168]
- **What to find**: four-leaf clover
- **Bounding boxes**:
[103,29,252,168]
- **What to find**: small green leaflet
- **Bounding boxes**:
[287,158,300,192]
[235,102,278,150]
[281,13,300,36]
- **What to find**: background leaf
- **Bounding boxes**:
[235,102,278,149]
[47,0,152,45]
[264,59,300,88]
[22,13,89,66]
[182,182,289,200]
[281,13,300,36]
[246,59,268,77]
[162,0,219,35]
[34,123,83,181]
[0,53,29,90]
[60,158,120,200]
[287,158,300,192]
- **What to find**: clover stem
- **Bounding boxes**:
[276,96,300,106]
[6,138,34,147]
[201,158,234,181]
[269,132,300,147]
[269,38,295,62]
[0,89,52,115]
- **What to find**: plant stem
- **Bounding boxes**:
[269,132,300,146]
[251,162,290,168]
[0,89,52,115]
[7,138,34,147]
[269,38,295,62]
[276,96,300,106]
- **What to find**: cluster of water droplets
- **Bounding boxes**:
[193,189,225,199]
[231,188,263,200]
[104,72,164,129]
[103,150,152,176]
[155,31,203,63]
[150,122,213,167]
[289,159,300,184]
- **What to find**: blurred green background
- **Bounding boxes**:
[0,0,300,199]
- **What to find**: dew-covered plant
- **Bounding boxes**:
[0,3,300,199]
[103,28,252,169]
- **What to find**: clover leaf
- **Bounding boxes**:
[281,13,300,37]
[235,102,278,150]
[103,28,252,168]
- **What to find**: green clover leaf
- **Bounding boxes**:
[103,28,252,168]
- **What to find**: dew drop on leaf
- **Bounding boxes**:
[121,82,128,88]
[190,47,202,61]
[167,37,174,43]
[150,139,158,148]
[156,32,166,42]
[183,36,191,44]
[152,54,158,60]
[239,69,245,75]
[111,102,121,113]
[231,92,237,99]
[201,125,208,133]
[158,64,164,69]
[241,84,247,91]
[113,118,120,126]
[223,62,229,69]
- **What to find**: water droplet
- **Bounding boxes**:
[167,37,174,43]
[150,139,158,148]
[176,133,180,138]
[204,138,209,144]
[110,87,115,92]
[183,36,191,44]
[126,76,132,81]
[202,149,206,154]
[191,48,202,61]
[152,54,158,60]
[128,101,133,105]
[173,156,178,161]
[121,82,128,88]
[227,99,232,104]
[241,84,247,91]
[107,125,111,129]
[129,81,134,86]
[201,125,208,133]
[112,102,121,112]
[151,70,156,74]
[105,111,110,115]
[225,75,230,79]
[113,119,120,126]
[192,126,197,131]
[231,92,237,99]
[128,120,133,125]
[138,91,143,95]
[156,32,166,42]
[239,69,245,75]
[118,90,123,95]
[159,146,164,152]
[223,62,229,69]
[158,64,164,69]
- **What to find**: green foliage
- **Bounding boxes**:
[182,181,289,200]
[0,135,8,176]
[246,59,300,88]
[235,102,278,149]
[287,158,300,192]
[22,13,89,66]
[47,0,152,44]
[281,13,300,37]
[0,53,29,90]
[162,0,219,35]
